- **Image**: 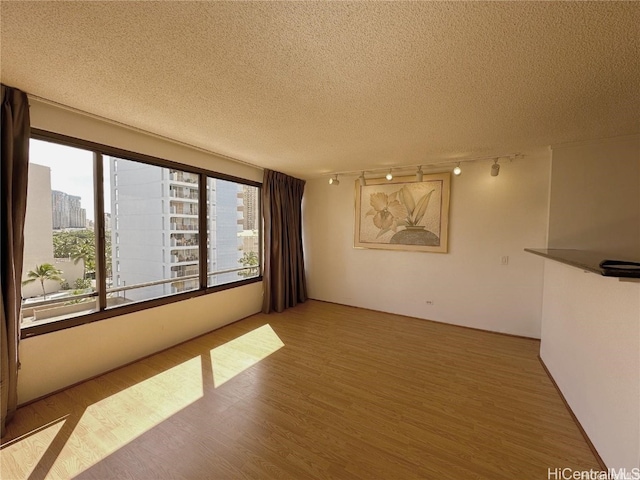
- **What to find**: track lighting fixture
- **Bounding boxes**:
[359,172,366,187]
[490,159,500,177]
[325,152,519,186]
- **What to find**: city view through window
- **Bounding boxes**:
[22,138,260,330]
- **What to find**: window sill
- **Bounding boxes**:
[20,276,262,339]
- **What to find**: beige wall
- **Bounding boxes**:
[548,134,640,258]
[540,260,640,469]
[19,98,264,404]
[540,133,640,469]
[19,282,263,403]
[303,149,551,338]
[30,98,263,184]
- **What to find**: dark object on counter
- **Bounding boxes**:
[599,260,640,278]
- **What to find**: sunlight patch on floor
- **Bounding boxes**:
[5,356,203,479]
[210,323,285,387]
[1,325,284,479]
[0,417,67,480]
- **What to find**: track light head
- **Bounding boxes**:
[416,166,423,182]
[329,174,340,186]
[386,170,393,181]
[453,163,462,176]
[490,159,500,177]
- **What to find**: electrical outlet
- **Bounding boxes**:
[501,256,509,265]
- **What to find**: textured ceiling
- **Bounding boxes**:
[1,1,639,179]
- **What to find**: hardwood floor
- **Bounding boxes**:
[1,300,600,479]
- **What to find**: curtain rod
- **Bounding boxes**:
[27,93,264,172]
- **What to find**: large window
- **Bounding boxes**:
[21,132,261,337]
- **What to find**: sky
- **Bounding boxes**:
[30,139,111,221]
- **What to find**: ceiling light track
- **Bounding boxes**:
[326,153,522,181]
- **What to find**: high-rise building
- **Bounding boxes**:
[51,190,86,229]
[110,157,244,302]
[209,178,244,285]
[241,185,258,230]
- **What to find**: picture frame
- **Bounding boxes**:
[354,172,450,253]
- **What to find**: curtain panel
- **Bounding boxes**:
[262,169,307,313]
[1,85,30,437]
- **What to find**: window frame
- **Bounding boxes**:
[21,129,262,339]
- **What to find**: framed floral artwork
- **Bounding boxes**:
[354,172,450,253]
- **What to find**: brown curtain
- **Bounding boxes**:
[262,169,307,313]
[1,85,30,437]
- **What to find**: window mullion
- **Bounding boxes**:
[198,172,207,290]
[94,152,107,311]
[258,192,263,277]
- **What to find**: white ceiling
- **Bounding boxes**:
[1,1,638,179]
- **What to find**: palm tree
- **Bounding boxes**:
[22,263,64,299]
[72,240,95,280]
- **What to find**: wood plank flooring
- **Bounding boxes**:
[1,300,601,479]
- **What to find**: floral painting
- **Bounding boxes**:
[354,173,450,253]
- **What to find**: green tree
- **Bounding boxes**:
[238,251,259,278]
[22,263,64,299]
[53,229,93,258]
[74,278,91,289]
[52,229,111,280]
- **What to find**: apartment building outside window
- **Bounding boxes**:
[107,158,201,303]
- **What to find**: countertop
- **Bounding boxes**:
[524,248,640,278]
